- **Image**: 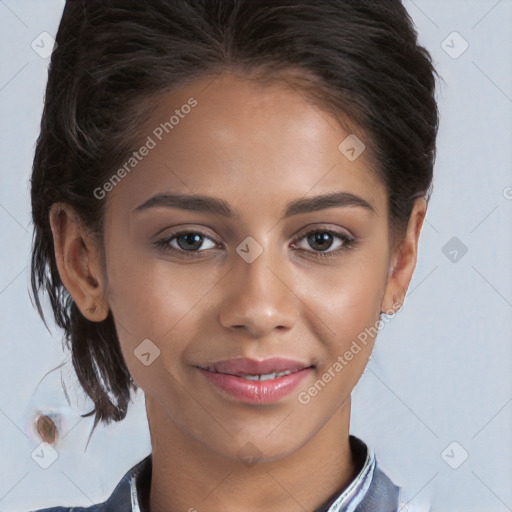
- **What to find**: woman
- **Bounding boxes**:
[29,1,439,511]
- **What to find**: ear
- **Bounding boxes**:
[380,197,427,315]
[49,203,109,322]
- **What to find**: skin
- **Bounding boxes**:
[49,71,426,512]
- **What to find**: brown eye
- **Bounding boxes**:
[306,231,335,251]
[175,232,205,251]
[154,229,219,257]
[291,228,355,258]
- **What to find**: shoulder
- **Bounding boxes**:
[28,497,114,512]
[369,461,431,512]
[397,486,431,512]
[350,437,431,512]
[28,455,150,512]
[356,463,431,512]
[29,507,104,512]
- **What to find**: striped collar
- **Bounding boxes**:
[321,435,376,511]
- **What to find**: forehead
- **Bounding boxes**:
[106,71,387,220]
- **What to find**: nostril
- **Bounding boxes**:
[35,414,58,445]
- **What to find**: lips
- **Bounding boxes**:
[196,357,314,404]
[199,357,312,376]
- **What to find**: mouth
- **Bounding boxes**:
[198,366,305,380]
[195,357,315,404]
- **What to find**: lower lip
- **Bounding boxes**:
[199,367,313,404]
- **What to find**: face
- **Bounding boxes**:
[69,71,417,462]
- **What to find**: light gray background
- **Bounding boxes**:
[0,1,511,511]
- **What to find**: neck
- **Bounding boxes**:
[146,397,358,512]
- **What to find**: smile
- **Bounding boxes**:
[196,358,314,404]
[198,366,298,380]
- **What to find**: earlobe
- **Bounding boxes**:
[380,198,427,315]
[49,203,109,322]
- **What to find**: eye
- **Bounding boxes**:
[154,227,355,260]
[154,230,218,257]
[290,228,355,259]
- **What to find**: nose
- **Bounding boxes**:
[218,242,298,338]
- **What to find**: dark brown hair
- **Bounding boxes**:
[30,0,440,439]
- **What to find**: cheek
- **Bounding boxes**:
[301,275,385,410]
[304,248,388,386]
[103,242,204,388]
[312,257,388,335]
[105,236,205,336]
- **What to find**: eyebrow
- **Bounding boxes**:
[133,191,375,218]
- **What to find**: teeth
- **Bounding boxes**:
[200,366,299,380]
[239,370,293,381]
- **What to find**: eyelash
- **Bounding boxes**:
[154,228,356,261]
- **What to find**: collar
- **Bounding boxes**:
[317,435,376,511]
[127,435,398,512]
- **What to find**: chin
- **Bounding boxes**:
[206,430,310,466]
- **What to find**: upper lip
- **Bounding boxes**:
[198,357,313,376]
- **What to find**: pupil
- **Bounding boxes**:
[309,232,332,251]
[178,233,202,251]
